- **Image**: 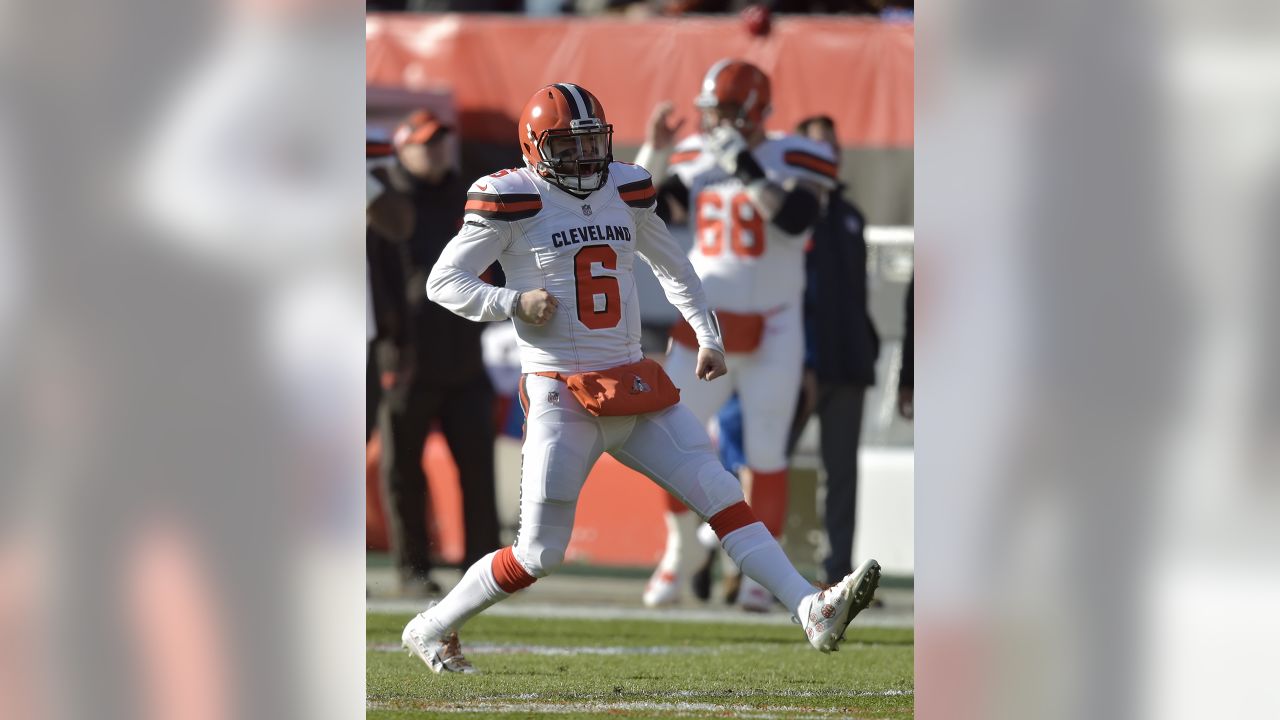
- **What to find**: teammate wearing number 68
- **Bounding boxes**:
[409,82,879,674]
[635,60,841,612]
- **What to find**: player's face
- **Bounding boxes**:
[398,135,451,182]
[701,103,744,132]
[547,132,609,176]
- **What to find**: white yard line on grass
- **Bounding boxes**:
[369,642,715,656]
[643,690,913,699]
[367,600,914,629]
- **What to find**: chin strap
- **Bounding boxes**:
[546,169,607,195]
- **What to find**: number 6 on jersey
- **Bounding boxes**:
[573,245,622,329]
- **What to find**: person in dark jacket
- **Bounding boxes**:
[370,110,501,596]
[796,115,881,584]
[367,137,414,441]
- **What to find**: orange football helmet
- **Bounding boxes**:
[518,83,613,193]
[694,59,771,137]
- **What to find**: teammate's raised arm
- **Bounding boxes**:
[635,101,684,180]
[635,103,695,226]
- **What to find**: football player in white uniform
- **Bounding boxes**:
[400,82,879,674]
[635,60,840,611]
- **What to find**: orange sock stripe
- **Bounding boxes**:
[749,469,789,536]
[665,492,688,514]
[709,501,759,539]
[491,546,537,593]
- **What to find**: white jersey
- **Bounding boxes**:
[427,162,722,374]
[669,133,838,313]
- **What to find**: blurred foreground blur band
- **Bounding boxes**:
[914,1,1280,719]
[0,1,1277,719]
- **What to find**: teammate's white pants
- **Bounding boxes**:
[665,303,804,473]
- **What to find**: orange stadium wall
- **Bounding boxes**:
[367,13,914,224]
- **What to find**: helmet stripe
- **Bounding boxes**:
[552,84,583,120]
[702,58,734,93]
[695,58,735,108]
[560,83,591,120]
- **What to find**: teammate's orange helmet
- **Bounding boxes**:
[518,83,614,193]
[694,59,771,136]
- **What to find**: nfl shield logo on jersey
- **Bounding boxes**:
[631,375,651,394]
[581,204,592,216]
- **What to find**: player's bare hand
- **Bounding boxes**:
[646,101,685,151]
[517,289,559,325]
[695,347,727,381]
[897,386,913,420]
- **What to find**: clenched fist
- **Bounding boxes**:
[695,347,728,381]
[516,289,559,325]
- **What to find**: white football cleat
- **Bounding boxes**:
[737,575,775,613]
[798,558,882,654]
[401,607,478,674]
[642,568,681,607]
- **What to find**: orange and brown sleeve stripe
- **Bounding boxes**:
[465,192,543,221]
[783,150,839,180]
[617,178,657,208]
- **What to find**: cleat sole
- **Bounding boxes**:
[828,559,882,652]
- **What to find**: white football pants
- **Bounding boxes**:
[511,372,746,577]
[422,372,817,635]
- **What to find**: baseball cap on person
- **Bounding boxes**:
[393,109,451,147]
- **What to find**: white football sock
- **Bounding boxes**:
[722,553,739,574]
[423,550,508,636]
[719,522,813,616]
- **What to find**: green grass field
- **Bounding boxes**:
[367,612,914,719]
